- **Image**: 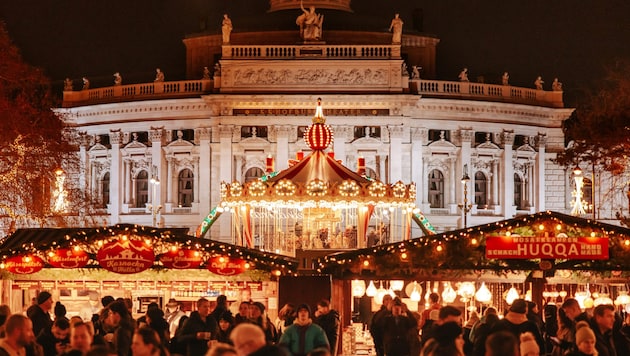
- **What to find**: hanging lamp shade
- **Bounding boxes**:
[366,281,377,297]
[375,282,388,305]
[410,282,421,302]
[352,280,366,297]
[505,286,520,305]
[442,282,457,303]
[390,280,404,291]
[475,282,492,304]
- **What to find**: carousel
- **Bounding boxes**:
[216,99,433,256]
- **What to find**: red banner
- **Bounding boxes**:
[97,239,154,274]
[207,256,249,276]
[4,255,45,274]
[486,236,608,260]
[159,249,203,269]
[47,248,89,268]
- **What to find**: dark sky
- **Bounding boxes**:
[1,0,629,105]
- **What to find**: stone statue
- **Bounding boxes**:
[63,78,73,91]
[221,14,233,44]
[113,72,122,86]
[389,13,404,44]
[412,65,421,79]
[155,68,165,82]
[203,66,211,79]
[534,76,544,90]
[458,68,469,82]
[82,77,90,90]
[502,72,509,86]
[213,63,221,77]
[296,2,324,41]
[552,77,563,91]
[401,62,408,77]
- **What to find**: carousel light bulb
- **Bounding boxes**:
[436,245,443,252]
[73,245,80,251]
[475,282,492,304]
[366,281,378,297]
[363,260,370,267]
[48,251,54,257]
[625,239,630,247]
[539,224,545,231]
[505,286,520,305]
[471,238,478,245]
[401,252,408,259]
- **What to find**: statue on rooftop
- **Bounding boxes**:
[389,13,404,44]
[458,68,469,82]
[113,72,122,86]
[82,77,90,90]
[534,76,544,90]
[222,14,233,44]
[412,65,421,79]
[552,77,563,91]
[155,68,165,82]
[203,66,211,79]
[502,72,509,86]
[63,78,73,91]
[297,1,324,41]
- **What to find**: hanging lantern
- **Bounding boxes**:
[505,286,520,305]
[442,282,457,303]
[405,281,423,300]
[375,282,388,305]
[593,294,613,307]
[410,282,421,302]
[391,280,404,291]
[574,290,590,309]
[475,282,492,304]
[615,291,630,306]
[366,281,377,297]
[352,280,366,297]
[525,289,532,302]
[458,282,476,301]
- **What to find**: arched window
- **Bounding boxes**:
[178,169,194,207]
[474,171,488,208]
[245,167,264,183]
[101,172,110,207]
[135,170,149,208]
[514,173,523,209]
[428,169,444,208]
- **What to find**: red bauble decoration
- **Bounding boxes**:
[305,123,333,151]
[47,248,89,269]
[97,239,154,274]
[4,255,45,274]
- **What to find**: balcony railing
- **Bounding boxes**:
[222,44,401,59]
[62,80,213,108]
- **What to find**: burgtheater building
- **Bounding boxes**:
[56,0,576,243]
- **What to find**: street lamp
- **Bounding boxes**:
[459,164,472,228]
[148,171,162,227]
[570,165,586,216]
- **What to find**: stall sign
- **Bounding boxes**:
[97,239,154,274]
[159,249,203,269]
[85,281,100,289]
[57,281,85,289]
[192,281,209,291]
[4,255,44,274]
[156,281,171,290]
[486,235,608,260]
[47,248,89,268]
[121,281,137,290]
[139,281,156,289]
[13,281,40,289]
[207,257,248,276]
[40,281,56,290]
[102,281,121,290]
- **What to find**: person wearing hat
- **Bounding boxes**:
[519,332,540,356]
[165,298,186,339]
[26,291,54,337]
[382,298,417,356]
[249,301,278,343]
[216,311,236,344]
[279,303,329,356]
[566,320,597,356]
[490,299,545,354]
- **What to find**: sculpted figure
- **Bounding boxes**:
[502,72,509,85]
[551,77,563,91]
[63,78,73,91]
[296,2,324,41]
[534,76,544,90]
[82,77,90,90]
[155,68,165,82]
[389,13,404,44]
[412,65,421,79]
[458,68,469,82]
[203,66,211,79]
[222,14,233,44]
[113,72,122,86]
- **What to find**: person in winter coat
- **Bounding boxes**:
[279,304,329,356]
[566,321,598,356]
[381,298,417,356]
[231,323,288,356]
[490,299,545,354]
[178,298,219,356]
[313,300,340,356]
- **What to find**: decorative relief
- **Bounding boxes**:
[502,130,515,146]
[411,127,428,141]
[195,128,212,142]
[388,125,405,139]
[459,129,474,142]
[149,127,164,144]
[109,129,123,145]
[231,67,388,86]
[536,132,548,147]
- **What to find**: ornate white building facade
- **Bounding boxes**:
[56,6,579,244]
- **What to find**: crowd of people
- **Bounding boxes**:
[0,291,341,356]
[367,292,630,356]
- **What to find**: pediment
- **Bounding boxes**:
[239,137,270,150]
[124,140,147,150]
[89,143,108,152]
[427,139,457,152]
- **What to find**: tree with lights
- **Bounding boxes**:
[0,22,93,232]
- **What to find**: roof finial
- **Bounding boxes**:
[313,98,325,124]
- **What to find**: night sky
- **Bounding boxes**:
[1,0,629,105]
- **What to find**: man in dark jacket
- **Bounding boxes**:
[381,298,417,356]
[313,299,340,356]
[178,298,219,356]
[590,304,630,356]
[369,294,393,356]
[490,299,545,354]
[105,300,136,356]
[231,323,288,356]
[26,291,54,337]
[36,317,70,356]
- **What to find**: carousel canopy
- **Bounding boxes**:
[316,211,630,279]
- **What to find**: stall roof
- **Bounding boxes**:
[0,224,298,273]
[316,211,630,278]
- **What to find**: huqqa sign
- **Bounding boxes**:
[97,239,154,274]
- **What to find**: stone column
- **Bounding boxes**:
[218,125,234,242]
[165,157,174,209]
[448,158,457,212]
[150,127,164,212]
[193,156,200,205]
[389,126,404,183]
[501,130,515,218]
[460,128,473,212]
[491,160,499,209]
[78,134,89,195]
[411,128,427,209]
[536,133,547,211]
[333,125,351,166]
[196,128,212,218]
[235,155,243,182]
[108,130,123,225]
[275,126,290,171]
[422,161,429,206]
[124,160,131,206]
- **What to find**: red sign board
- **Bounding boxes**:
[207,256,248,276]
[4,255,45,274]
[97,239,154,274]
[486,236,609,260]
[47,248,89,269]
[159,249,203,269]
